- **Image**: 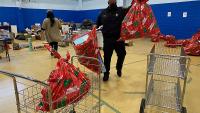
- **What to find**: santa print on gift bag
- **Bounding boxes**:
[36,45,91,111]
[72,27,101,74]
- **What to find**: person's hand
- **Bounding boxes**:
[96,25,103,31]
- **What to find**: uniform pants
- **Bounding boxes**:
[103,39,126,74]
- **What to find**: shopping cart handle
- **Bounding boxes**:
[96,26,103,31]
[0,70,48,86]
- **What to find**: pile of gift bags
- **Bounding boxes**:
[165,32,200,56]
[37,45,91,111]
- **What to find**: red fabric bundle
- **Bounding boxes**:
[151,33,162,42]
[185,42,200,56]
[190,31,200,43]
[184,32,200,55]
[163,32,200,56]
[176,40,190,47]
[72,27,100,74]
[37,46,91,111]
[120,0,160,41]
[164,35,190,47]
[164,35,177,48]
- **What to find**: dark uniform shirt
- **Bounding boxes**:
[96,6,130,40]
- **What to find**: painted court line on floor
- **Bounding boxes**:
[190,63,200,67]
[91,94,121,113]
[111,59,146,69]
[187,77,192,84]
[123,91,145,95]
[195,64,200,66]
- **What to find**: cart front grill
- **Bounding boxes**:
[146,80,182,112]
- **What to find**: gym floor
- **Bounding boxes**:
[0,38,200,113]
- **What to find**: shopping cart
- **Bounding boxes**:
[0,55,101,113]
[140,44,191,113]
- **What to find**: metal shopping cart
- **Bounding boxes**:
[140,43,191,113]
[0,55,101,113]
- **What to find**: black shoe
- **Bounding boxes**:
[103,73,109,81]
[117,71,122,77]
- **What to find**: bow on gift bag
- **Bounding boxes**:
[120,0,160,41]
[72,27,101,74]
[36,45,91,112]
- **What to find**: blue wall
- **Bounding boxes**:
[0,7,102,32]
[22,9,78,29]
[0,7,79,32]
[151,1,200,39]
[0,7,22,30]
[75,9,102,23]
[0,1,200,39]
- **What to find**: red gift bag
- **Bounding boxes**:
[44,44,61,59]
[132,0,149,4]
[164,32,200,56]
[185,43,200,56]
[120,0,160,41]
[164,35,177,48]
[176,40,190,47]
[184,32,200,56]
[163,31,200,56]
[72,27,101,74]
[37,46,91,111]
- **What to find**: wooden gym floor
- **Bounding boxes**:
[0,38,200,113]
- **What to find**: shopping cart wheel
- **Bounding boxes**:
[139,98,145,113]
[181,107,187,113]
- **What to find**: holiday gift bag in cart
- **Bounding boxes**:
[72,27,105,74]
[0,45,101,113]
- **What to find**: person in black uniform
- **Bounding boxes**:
[96,0,130,81]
